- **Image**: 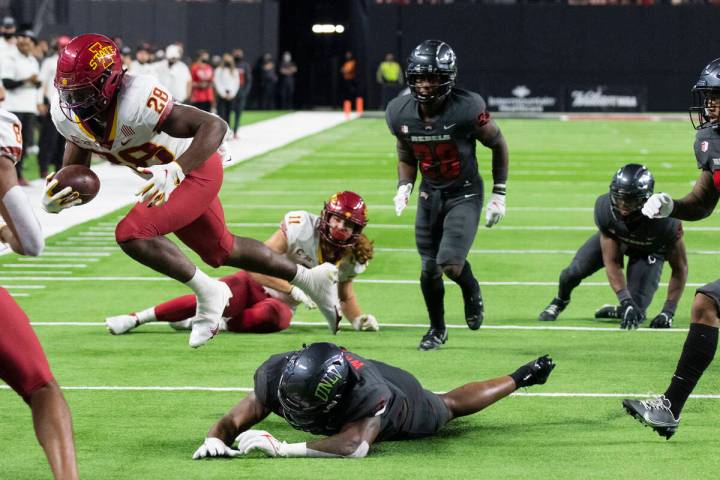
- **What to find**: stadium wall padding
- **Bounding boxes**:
[359,4,720,112]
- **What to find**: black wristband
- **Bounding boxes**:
[662,300,677,315]
[492,184,506,195]
[616,289,632,303]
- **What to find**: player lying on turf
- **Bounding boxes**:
[0,108,78,479]
[105,191,379,334]
[539,164,687,330]
[42,34,340,349]
[192,342,554,459]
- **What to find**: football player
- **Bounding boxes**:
[538,164,687,329]
[623,58,720,438]
[43,34,340,349]
[0,108,78,479]
[105,191,379,334]
[192,342,554,459]
[386,40,510,350]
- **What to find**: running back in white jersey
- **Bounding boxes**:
[264,210,367,306]
[51,73,227,172]
[0,109,23,165]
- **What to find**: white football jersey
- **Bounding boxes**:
[51,73,227,172]
[0,109,23,165]
[264,210,367,305]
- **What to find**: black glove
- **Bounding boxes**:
[619,298,642,330]
[649,311,673,329]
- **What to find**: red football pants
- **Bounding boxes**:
[154,271,292,333]
[0,288,54,401]
[115,152,234,267]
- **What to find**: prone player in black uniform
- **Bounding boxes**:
[623,58,720,438]
[192,342,554,459]
[538,164,687,329]
[385,39,510,350]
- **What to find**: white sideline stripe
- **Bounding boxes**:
[0,384,717,399]
[44,246,118,251]
[38,251,110,257]
[0,276,713,288]
[17,257,99,262]
[30,321,689,333]
[227,222,720,232]
[2,285,46,289]
[1,264,86,268]
[0,112,352,256]
[9,293,28,297]
[0,271,73,275]
[377,247,720,255]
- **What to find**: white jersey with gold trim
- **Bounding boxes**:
[265,210,366,306]
[51,73,228,172]
[0,109,23,165]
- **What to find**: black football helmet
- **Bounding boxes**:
[690,58,720,130]
[406,39,457,104]
[609,164,654,220]
[277,342,352,433]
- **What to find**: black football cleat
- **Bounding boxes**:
[513,355,555,388]
[538,298,569,322]
[595,304,620,319]
[463,290,484,330]
[418,328,448,351]
[622,396,679,440]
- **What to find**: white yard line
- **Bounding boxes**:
[1,264,86,268]
[227,222,720,232]
[31,321,688,333]
[0,384,716,399]
[0,276,713,288]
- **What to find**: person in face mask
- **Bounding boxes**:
[213,53,238,126]
[156,43,191,103]
[0,16,17,57]
[230,48,252,138]
[191,50,214,112]
[278,51,297,110]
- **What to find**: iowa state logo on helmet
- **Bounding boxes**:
[88,42,116,70]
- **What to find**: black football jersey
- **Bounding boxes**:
[594,193,681,255]
[694,127,720,174]
[385,88,488,191]
[253,351,410,440]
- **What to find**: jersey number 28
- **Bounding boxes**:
[412,142,460,180]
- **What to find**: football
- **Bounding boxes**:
[53,165,100,205]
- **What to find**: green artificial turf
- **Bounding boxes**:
[2,116,720,479]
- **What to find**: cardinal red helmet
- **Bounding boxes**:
[54,33,124,122]
[319,191,368,248]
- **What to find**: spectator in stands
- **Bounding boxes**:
[130,44,156,77]
[120,45,133,70]
[259,53,277,110]
[37,35,70,178]
[156,44,191,103]
[231,48,252,138]
[1,30,41,185]
[340,50,357,103]
[0,16,16,58]
[214,53,240,126]
[376,52,403,109]
[278,51,297,110]
[190,50,215,112]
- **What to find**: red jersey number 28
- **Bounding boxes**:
[412,142,460,180]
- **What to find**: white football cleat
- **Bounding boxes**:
[169,319,192,330]
[189,281,232,348]
[106,314,139,335]
[303,263,341,334]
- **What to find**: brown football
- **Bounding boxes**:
[53,165,100,205]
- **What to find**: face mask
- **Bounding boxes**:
[3,33,13,40]
[234,55,243,62]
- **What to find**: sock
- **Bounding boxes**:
[451,262,480,300]
[185,268,217,298]
[154,295,198,323]
[510,363,533,389]
[290,265,310,289]
[135,307,156,324]
[420,271,445,331]
[664,323,718,418]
